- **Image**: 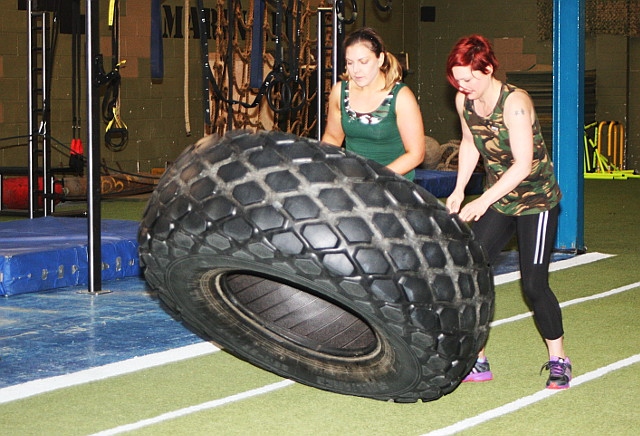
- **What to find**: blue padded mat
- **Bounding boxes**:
[0,217,140,296]
[414,169,484,198]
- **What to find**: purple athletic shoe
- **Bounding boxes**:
[462,358,494,382]
[541,356,572,389]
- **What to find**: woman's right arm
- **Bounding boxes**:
[321,82,346,147]
[446,92,480,214]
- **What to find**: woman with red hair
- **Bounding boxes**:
[445,34,571,389]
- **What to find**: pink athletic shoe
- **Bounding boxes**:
[462,358,494,382]
[541,356,572,389]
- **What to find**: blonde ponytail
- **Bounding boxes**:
[383,52,404,89]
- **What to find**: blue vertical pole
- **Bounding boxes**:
[553,0,585,252]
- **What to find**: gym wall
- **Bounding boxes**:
[1,1,638,173]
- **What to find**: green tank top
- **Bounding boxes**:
[340,81,415,181]
[463,83,562,216]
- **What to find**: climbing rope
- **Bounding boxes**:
[199,0,322,137]
[184,0,191,136]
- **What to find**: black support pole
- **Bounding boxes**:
[86,0,102,293]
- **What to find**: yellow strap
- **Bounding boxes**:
[106,107,127,132]
[108,0,116,26]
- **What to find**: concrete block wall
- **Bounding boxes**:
[593,34,639,170]
[369,0,549,146]
[0,1,207,173]
[1,1,638,173]
[360,0,638,172]
[629,37,640,170]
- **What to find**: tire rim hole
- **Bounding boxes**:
[219,273,378,357]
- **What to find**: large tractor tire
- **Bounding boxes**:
[138,130,494,403]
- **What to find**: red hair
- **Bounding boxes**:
[446,34,499,89]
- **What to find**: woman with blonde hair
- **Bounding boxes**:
[322,27,425,180]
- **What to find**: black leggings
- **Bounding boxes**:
[473,206,564,340]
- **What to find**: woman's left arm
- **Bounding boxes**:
[386,86,425,175]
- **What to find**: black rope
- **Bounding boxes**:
[336,0,358,24]
[195,0,308,128]
[101,0,128,152]
[374,0,392,13]
[71,0,81,140]
[69,0,84,174]
[265,0,306,115]
[0,133,160,185]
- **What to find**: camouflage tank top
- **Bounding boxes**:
[463,83,562,216]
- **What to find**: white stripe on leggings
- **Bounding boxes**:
[533,210,549,265]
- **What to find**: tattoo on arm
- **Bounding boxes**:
[514,107,526,116]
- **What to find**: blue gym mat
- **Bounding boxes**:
[0,217,140,296]
[414,169,484,198]
[0,276,202,388]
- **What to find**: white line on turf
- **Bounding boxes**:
[89,351,640,435]
[491,281,640,327]
[494,251,613,285]
[0,251,617,405]
[421,353,640,436]
[0,342,220,404]
[88,380,296,436]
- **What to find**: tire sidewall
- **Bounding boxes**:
[165,254,423,398]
